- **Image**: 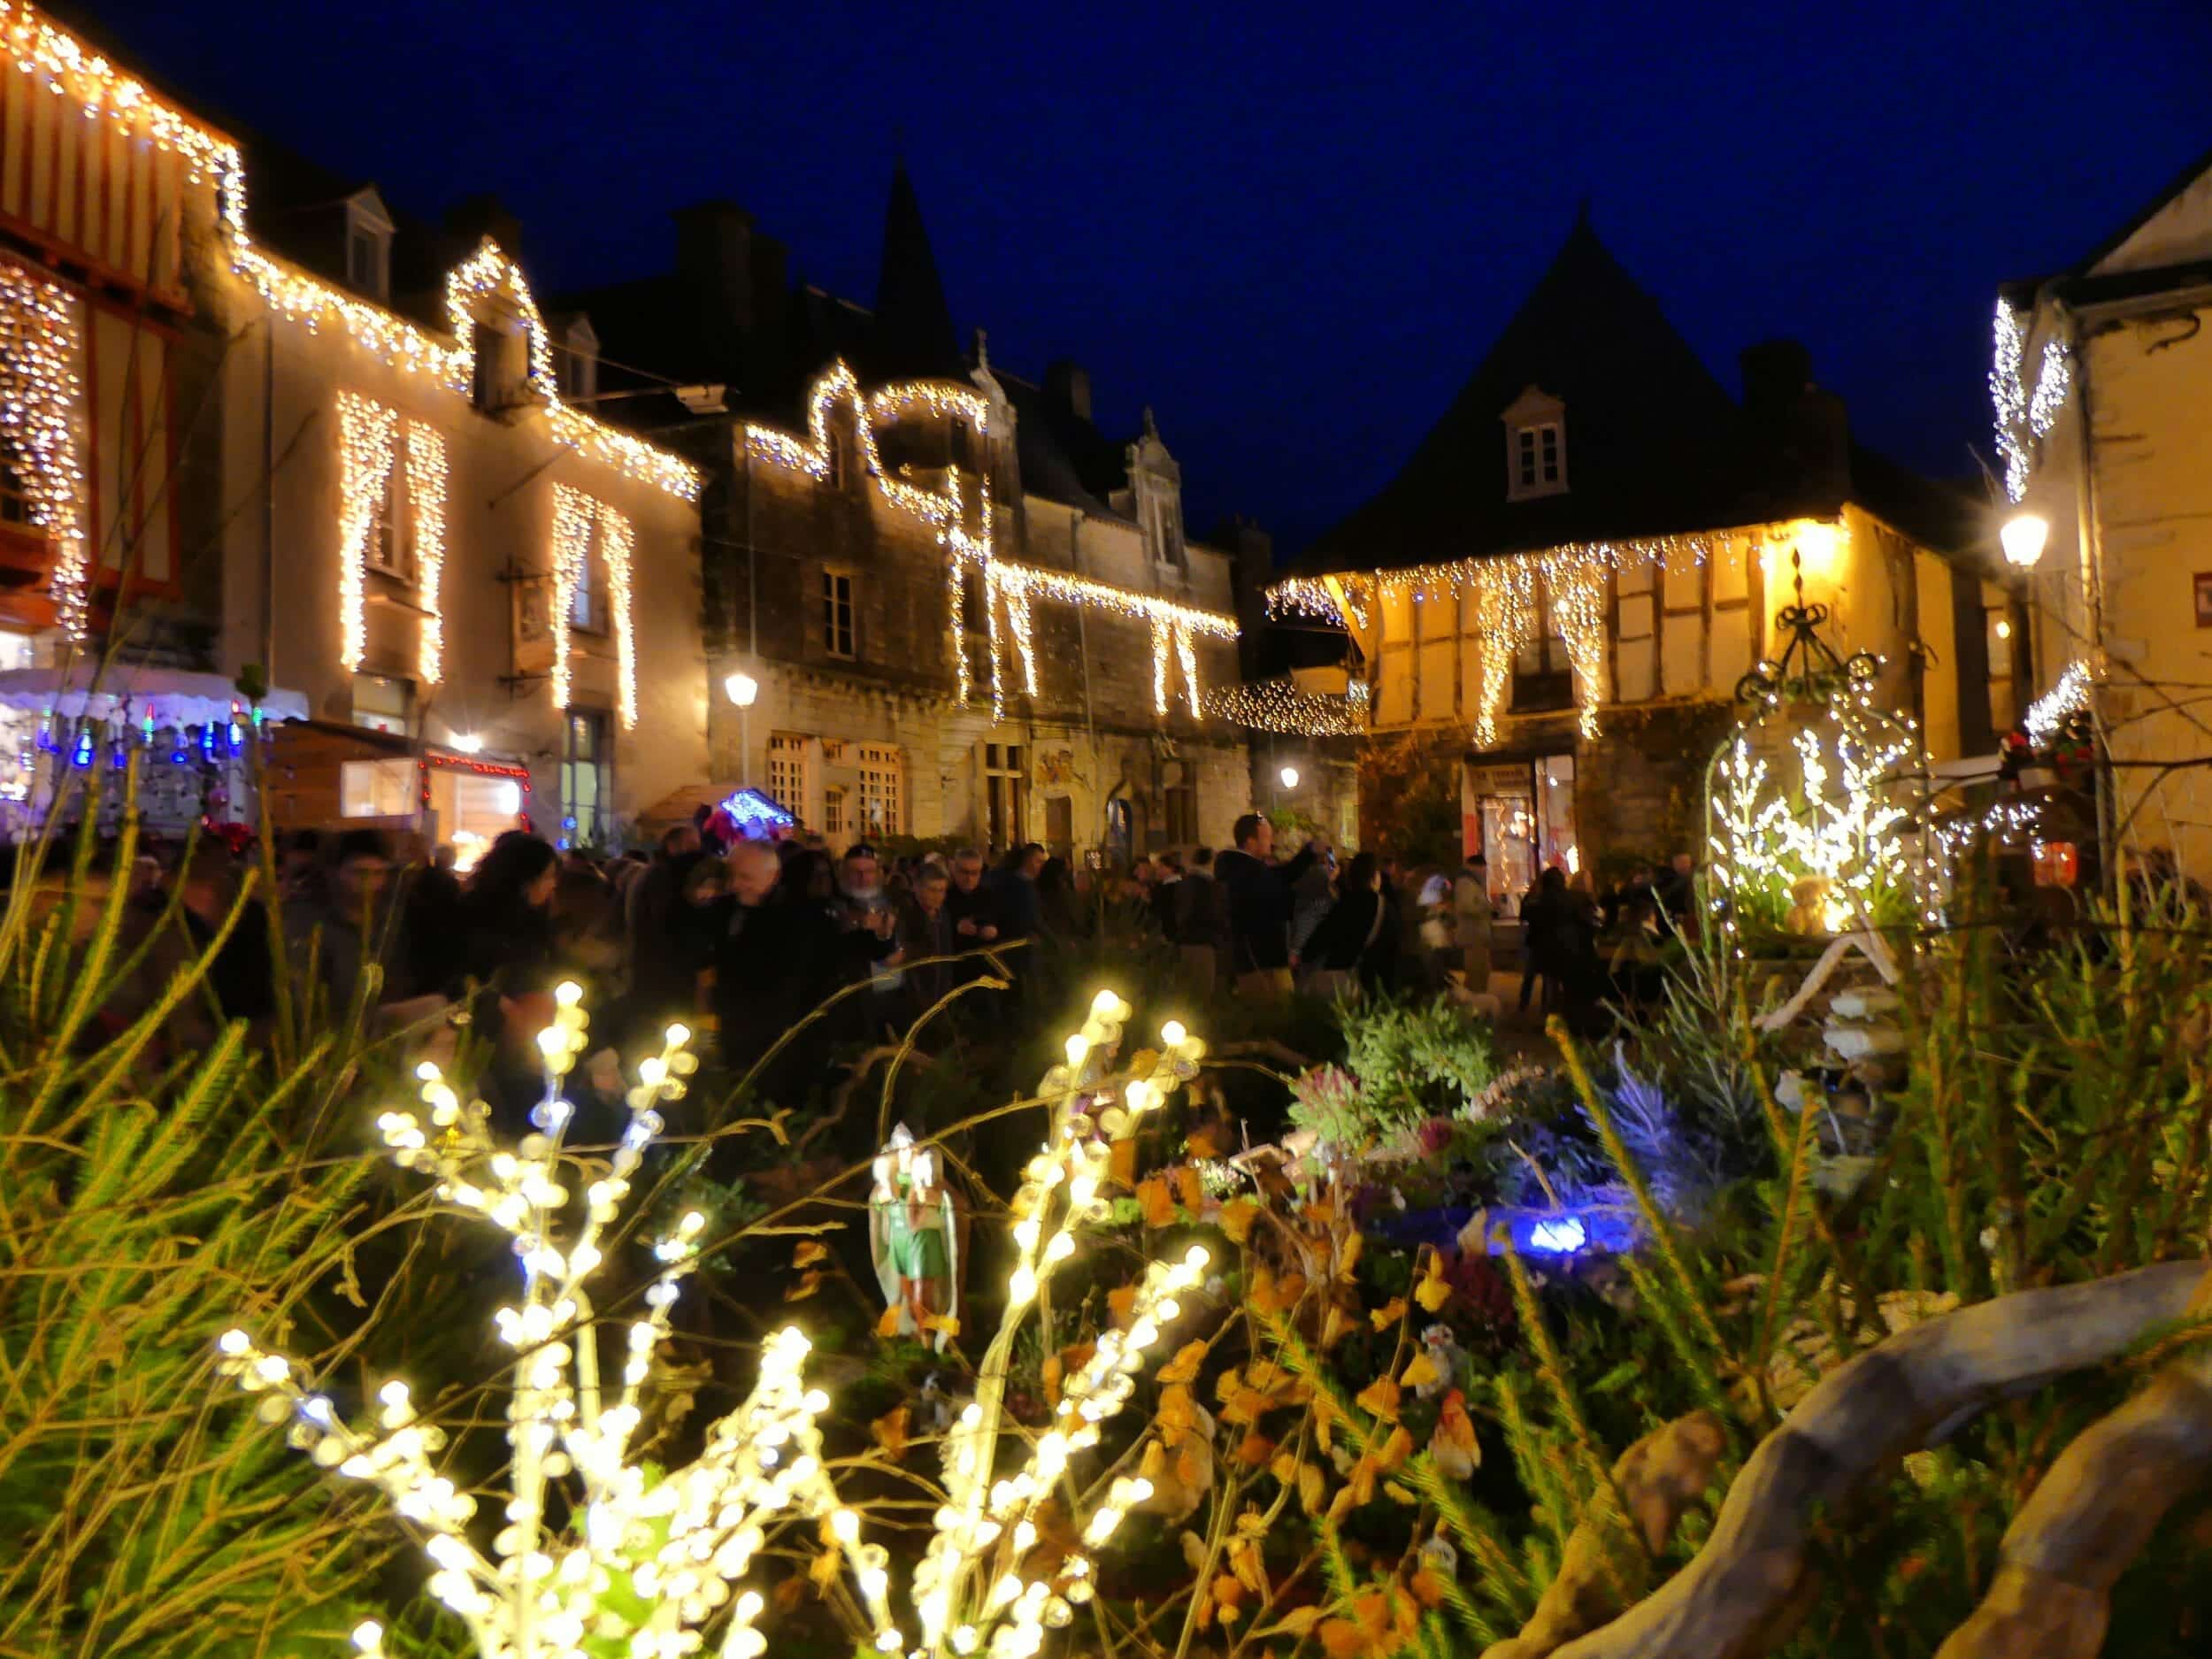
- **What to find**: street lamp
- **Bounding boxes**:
[724,671,759,789]
[1278,764,1301,790]
[2001,512,2049,570]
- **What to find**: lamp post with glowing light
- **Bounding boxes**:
[724,669,759,790]
[2001,512,2049,571]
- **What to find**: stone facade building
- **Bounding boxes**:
[572,170,1268,860]
[1996,143,2212,883]
[1272,215,1995,901]
[0,2,710,852]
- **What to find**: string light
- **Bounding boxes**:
[602,507,637,731]
[548,487,594,716]
[2024,658,2094,748]
[334,394,397,672]
[0,1,233,185]
[1205,676,1370,737]
[748,361,1239,717]
[1269,521,1843,744]
[1991,298,2073,504]
[404,422,449,683]
[0,263,91,639]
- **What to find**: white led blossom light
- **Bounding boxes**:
[220,995,895,1659]
[1991,298,2073,504]
[222,983,1217,1659]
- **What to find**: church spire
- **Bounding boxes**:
[870,162,961,381]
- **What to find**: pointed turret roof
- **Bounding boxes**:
[867,163,963,382]
[1297,217,1753,573]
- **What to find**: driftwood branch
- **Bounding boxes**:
[1481,1412,1729,1659]
[1540,1260,2209,1659]
[1934,1268,2212,1659]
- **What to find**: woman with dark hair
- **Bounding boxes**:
[1302,851,1394,999]
[459,831,559,993]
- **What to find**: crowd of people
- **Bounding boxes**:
[35,796,1719,1127]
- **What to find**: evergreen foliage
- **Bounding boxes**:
[0,792,386,1658]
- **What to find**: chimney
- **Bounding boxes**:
[674,200,755,333]
[1740,338,1813,411]
[1045,358,1092,424]
[1740,338,1849,506]
[443,192,523,256]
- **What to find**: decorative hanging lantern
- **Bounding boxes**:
[1705,545,1932,947]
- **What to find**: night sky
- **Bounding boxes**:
[84,0,2212,556]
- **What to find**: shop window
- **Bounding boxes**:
[563,710,611,846]
[340,757,415,818]
[352,673,412,735]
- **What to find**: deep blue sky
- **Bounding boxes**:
[88,0,2212,554]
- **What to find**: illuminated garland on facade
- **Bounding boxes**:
[547,487,639,729]
[1268,523,1841,745]
[747,361,1240,718]
[334,393,398,672]
[0,264,91,638]
[404,422,449,682]
[1991,298,2073,504]
[1205,675,1371,736]
[548,487,593,717]
[1,1,231,182]
[602,506,638,732]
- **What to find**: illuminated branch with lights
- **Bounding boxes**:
[216,987,1212,1659]
[2025,658,2095,748]
[1991,298,2072,504]
[217,990,897,1659]
[0,263,92,639]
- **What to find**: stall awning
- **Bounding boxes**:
[0,664,311,727]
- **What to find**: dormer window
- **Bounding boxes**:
[1502,385,1568,502]
[472,320,528,411]
[557,316,599,402]
[342,189,395,303]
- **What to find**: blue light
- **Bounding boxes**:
[717,786,796,838]
[70,731,93,769]
[1527,1217,1588,1254]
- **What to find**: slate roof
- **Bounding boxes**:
[1297,212,1979,574]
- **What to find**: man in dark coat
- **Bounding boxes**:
[1215,813,1325,999]
[712,841,894,1101]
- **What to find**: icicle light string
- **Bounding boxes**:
[1271,520,1848,744]
[747,361,1237,717]
[0,263,92,638]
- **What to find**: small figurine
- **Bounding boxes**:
[1785,874,1839,937]
[1417,1534,1460,1579]
[1428,1388,1480,1479]
[1414,1323,1463,1400]
[869,1124,960,1353]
